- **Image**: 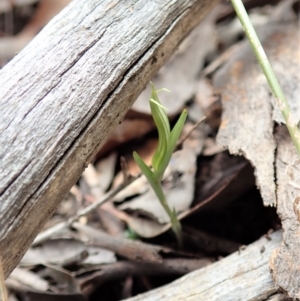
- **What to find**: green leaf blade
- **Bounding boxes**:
[133,151,155,183]
[149,85,171,174]
[169,109,187,153]
[157,109,187,180]
[133,151,172,217]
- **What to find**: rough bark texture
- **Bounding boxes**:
[270,126,300,299]
[123,231,284,301]
[0,0,219,277]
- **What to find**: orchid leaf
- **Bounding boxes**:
[133,151,172,217]
[133,151,155,186]
[169,109,187,154]
[156,109,187,180]
[149,84,170,175]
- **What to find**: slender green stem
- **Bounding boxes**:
[230,0,300,155]
[153,181,182,246]
[170,208,183,247]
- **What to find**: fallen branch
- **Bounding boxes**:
[123,231,284,301]
[0,0,219,277]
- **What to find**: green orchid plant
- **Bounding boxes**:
[133,83,187,245]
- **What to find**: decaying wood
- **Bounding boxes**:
[214,21,300,299]
[123,231,284,301]
[0,0,219,277]
[215,22,297,206]
[270,127,300,299]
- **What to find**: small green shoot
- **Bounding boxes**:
[133,83,187,246]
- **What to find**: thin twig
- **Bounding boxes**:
[231,0,300,155]
[33,174,139,246]
[73,222,164,264]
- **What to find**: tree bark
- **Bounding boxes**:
[0,0,219,277]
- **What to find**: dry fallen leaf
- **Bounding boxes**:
[97,117,154,158]
[81,152,117,199]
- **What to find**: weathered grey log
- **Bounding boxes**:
[123,231,284,301]
[0,0,219,277]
